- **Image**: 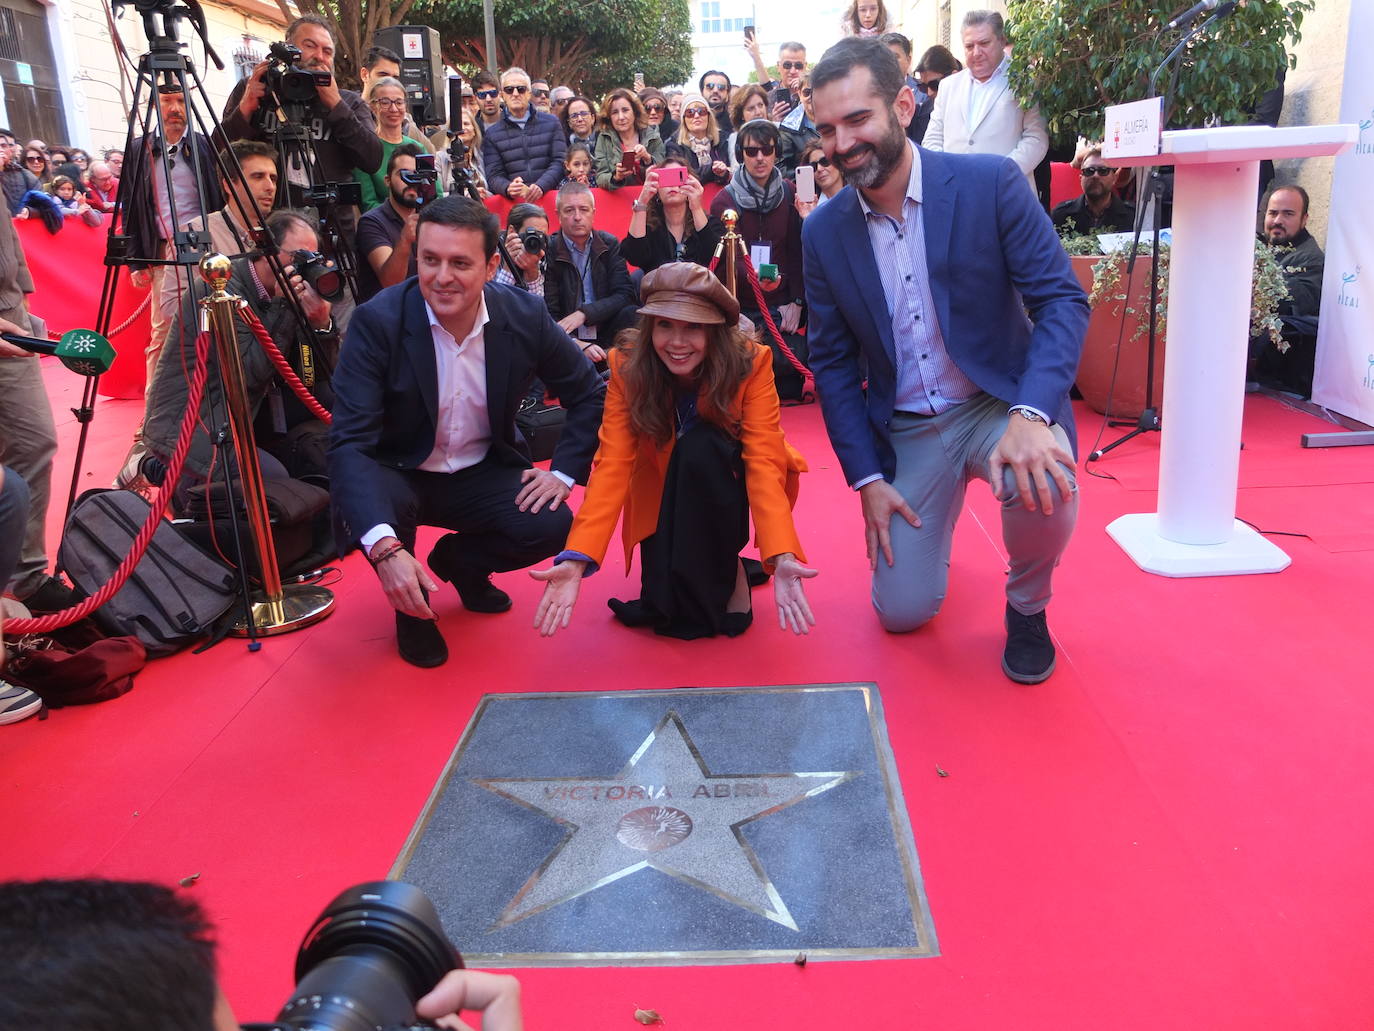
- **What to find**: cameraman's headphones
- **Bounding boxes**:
[733,118,782,165]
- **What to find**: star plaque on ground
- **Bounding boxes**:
[393,684,938,965]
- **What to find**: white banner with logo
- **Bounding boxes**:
[1312,0,1374,424]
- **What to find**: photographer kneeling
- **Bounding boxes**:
[0,878,524,1031]
[142,209,341,511]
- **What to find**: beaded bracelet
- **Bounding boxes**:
[368,541,405,568]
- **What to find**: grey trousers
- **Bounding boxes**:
[0,354,57,598]
[874,392,1078,632]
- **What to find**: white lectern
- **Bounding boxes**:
[1104,124,1357,577]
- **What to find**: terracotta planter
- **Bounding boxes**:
[1071,254,1167,420]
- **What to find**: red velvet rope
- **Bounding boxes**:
[2,330,215,636]
[237,306,333,425]
[45,292,151,342]
[707,249,815,401]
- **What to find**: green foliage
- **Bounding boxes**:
[414,0,693,95]
[1084,240,1290,346]
[1005,0,1313,140]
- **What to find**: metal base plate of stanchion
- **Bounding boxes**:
[230,584,335,637]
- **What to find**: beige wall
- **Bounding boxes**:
[42,0,287,156]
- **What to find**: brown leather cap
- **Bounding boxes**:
[637,262,740,326]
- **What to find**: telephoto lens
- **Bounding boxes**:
[290,250,345,302]
[242,881,460,1031]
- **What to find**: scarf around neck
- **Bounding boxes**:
[729,163,785,214]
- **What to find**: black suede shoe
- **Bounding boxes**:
[608,597,652,628]
[1002,604,1056,684]
[428,536,511,614]
[721,607,753,637]
[396,612,448,668]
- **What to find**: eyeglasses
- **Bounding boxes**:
[780,60,806,71]
[645,103,666,114]
[503,84,529,95]
[800,87,813,97]
[532,89,550,98]
[741,144,776,158]
[475,88,499,99]
[917,78,942,94]
[684,107,708,117]
[569,109,592,120]
[807,156,832,169]
[703,81,728,91]
[372,97,406,108]
[25,154,44,164]
[1081,165,1117,177]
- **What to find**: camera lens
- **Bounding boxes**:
[266,881,459,1031]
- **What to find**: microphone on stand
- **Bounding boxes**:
[1166,0,1238,32]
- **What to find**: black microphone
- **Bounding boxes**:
[1166,0,1237,31]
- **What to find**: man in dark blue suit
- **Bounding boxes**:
[804,38,1089,684]
[329,196,605,667]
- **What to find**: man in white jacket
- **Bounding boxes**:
[922,9,1047,191]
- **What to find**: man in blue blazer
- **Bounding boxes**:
[804,38,1089,684]
[329,196,605,667]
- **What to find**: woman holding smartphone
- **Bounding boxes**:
[621,152,721,273]
[530,263,816,640]
[593,88,665,190]
[673,92,730,186]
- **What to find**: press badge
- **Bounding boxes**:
[750,243,772,268]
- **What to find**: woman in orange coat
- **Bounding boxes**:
[531,262,816,639]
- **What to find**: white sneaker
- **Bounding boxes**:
[0,680,43,725]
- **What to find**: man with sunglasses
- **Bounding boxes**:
[482,67,567,205]
[530,79,553,115]
[472,71,503,128]
[1051,148,1136,235]
[710,118,808,398]
[745,39,809,121]
[698,70,734,138]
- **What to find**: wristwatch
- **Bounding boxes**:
[1013,407,1046,424]
[313,318,337,338]
[631,199,649,213]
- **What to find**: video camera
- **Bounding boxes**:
[241,881,460,1031]
[264,40,331,106]
[397,154,439,207]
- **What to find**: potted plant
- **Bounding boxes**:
[1064,232,1291,418]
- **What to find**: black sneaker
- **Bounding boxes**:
[0,680,44,725]
[1002,604,1057,684]
[427,535,511,614]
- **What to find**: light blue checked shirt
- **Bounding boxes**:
[857,142,981,419]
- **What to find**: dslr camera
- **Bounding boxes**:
[289,249,344,302]
[264,41,331,106]
[241,881,461,1031]
[518,226,549,257]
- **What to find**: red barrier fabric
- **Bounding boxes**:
[485,183,722,243]
[16,217,152,400]
[1050,161,1080,211]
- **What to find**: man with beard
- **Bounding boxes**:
[803,37,1088,685]
[220,15,381,226]
[1051,147,1136,235]
[472,70,503,129]
[356,144,425,302]
[1249,184,1325,396]
[699,70,733,139]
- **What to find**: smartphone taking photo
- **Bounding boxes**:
[657,165,688,188]
[770,86,793,113]
[794,163,816,203]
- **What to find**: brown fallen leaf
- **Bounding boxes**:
[633,1007,664,1025]
[794,952,808,966]
[178,873,201,887]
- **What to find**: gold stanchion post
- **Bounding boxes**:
[198,254,334,636]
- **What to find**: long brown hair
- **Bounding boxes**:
[617,315,757,446]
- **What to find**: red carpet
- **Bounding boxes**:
[3,360,1372,1030]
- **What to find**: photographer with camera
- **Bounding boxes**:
[220,16,382,225]
[491,202,549,295]
[0,878,525,1030]
[356,144,438,303]
[142,209,342,505]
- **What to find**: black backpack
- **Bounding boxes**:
[58,489,239,656]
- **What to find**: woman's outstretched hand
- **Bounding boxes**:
[530,560,587,637]
[770,553,818,634]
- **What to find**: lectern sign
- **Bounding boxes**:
[1102,97,1164,160]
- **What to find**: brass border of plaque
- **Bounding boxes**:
[390,683,938,966]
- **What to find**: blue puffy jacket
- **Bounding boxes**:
[482,111,568,198]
